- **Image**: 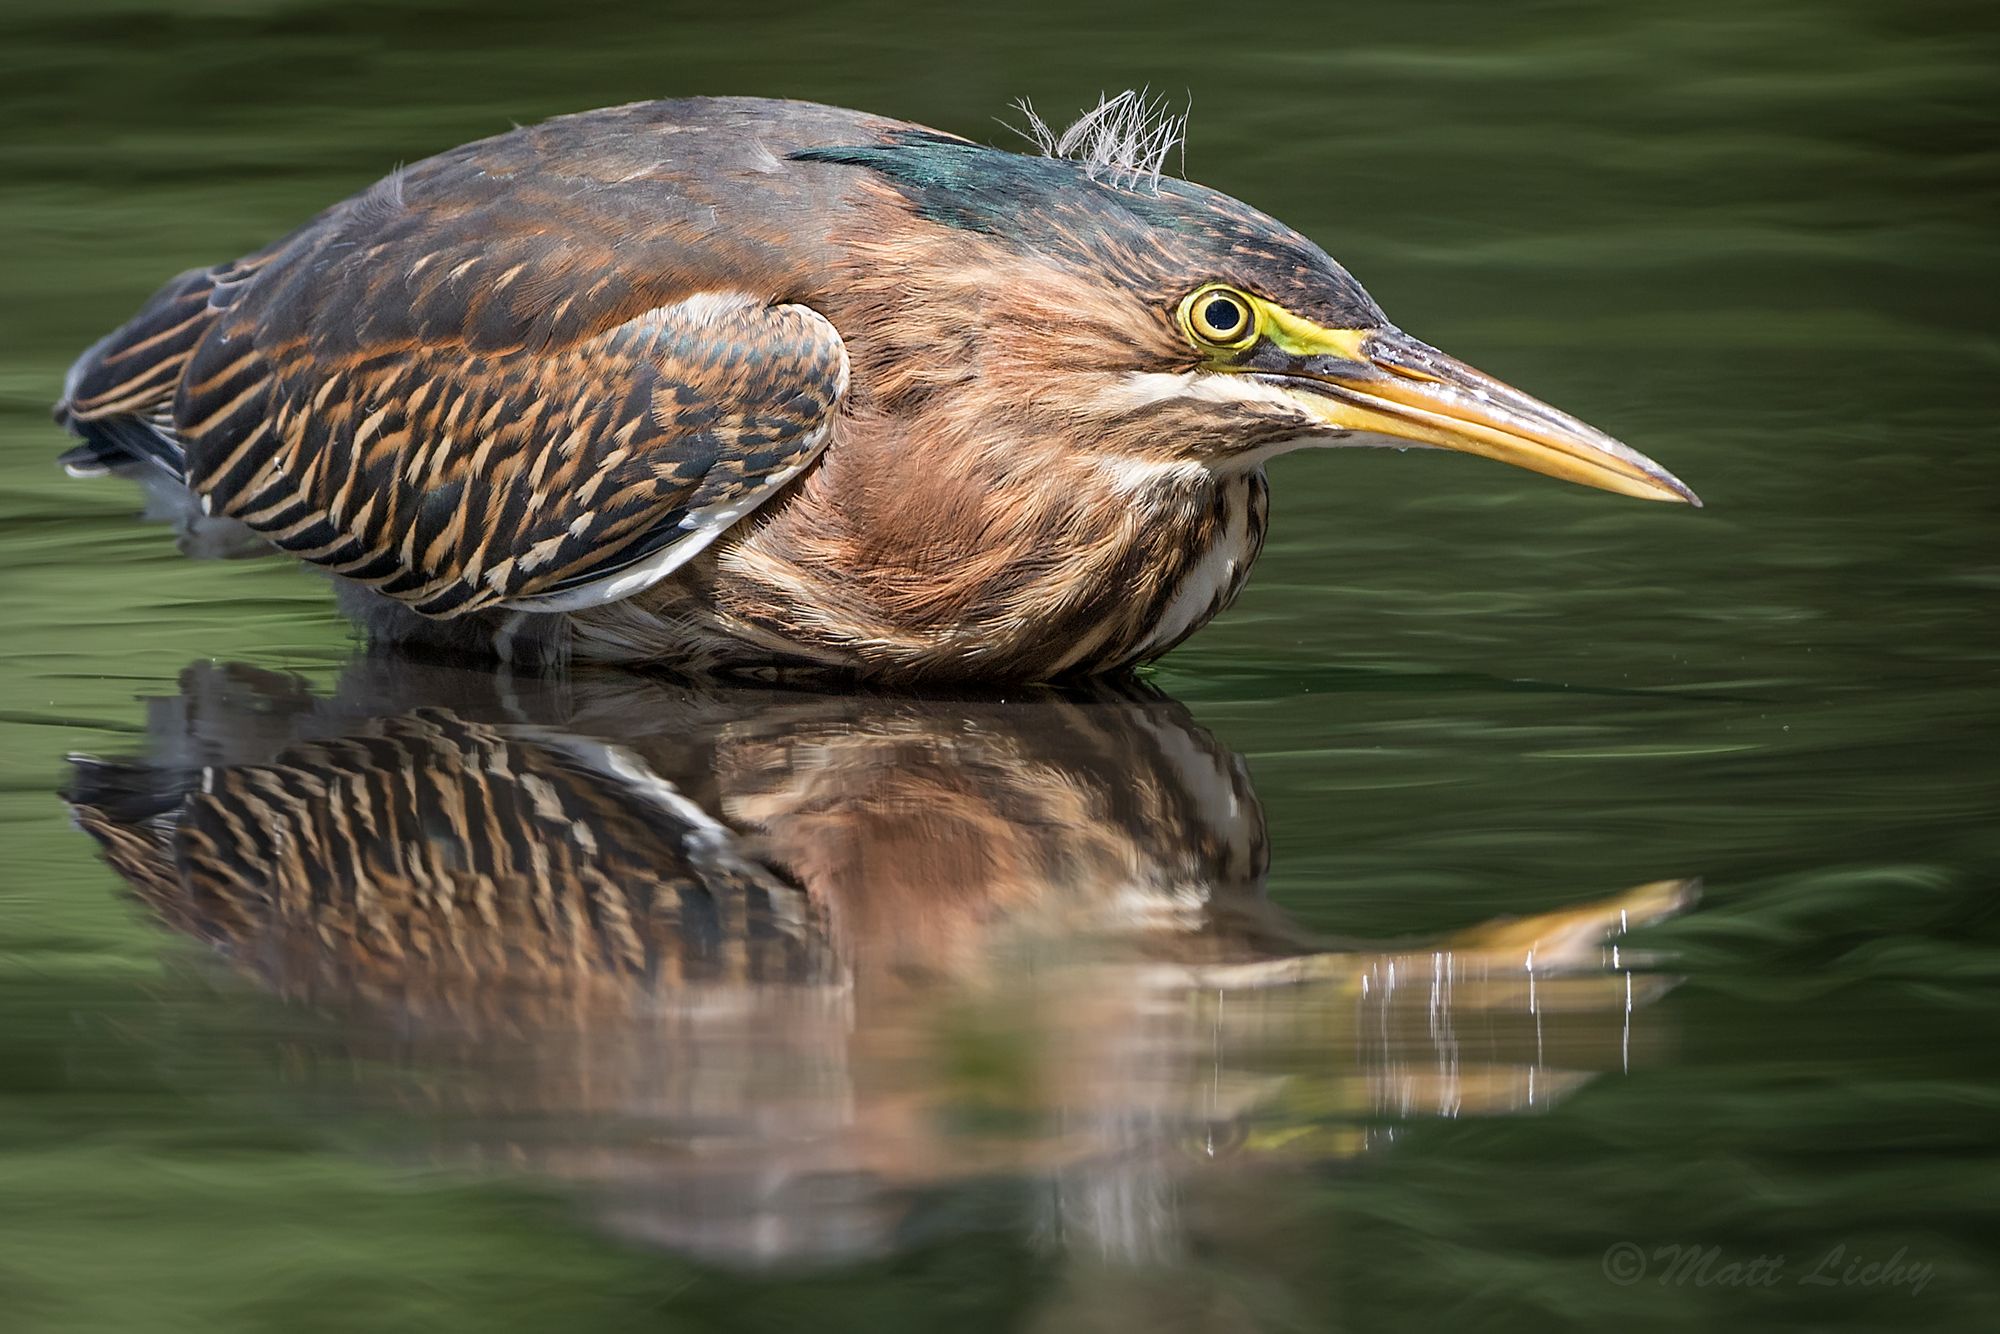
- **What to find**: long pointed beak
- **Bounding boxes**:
[1273,329,1700,506]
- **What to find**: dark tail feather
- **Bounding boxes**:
[57,411,186,480]
[55,253,265,480]
[56,256,287,558]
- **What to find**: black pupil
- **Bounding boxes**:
[1202,297,1245,337]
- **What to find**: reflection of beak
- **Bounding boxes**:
[1273,328,1700,506]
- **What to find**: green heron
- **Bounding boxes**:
[57,94,1697,682]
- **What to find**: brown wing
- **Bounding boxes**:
[59,100,872,616]
[179,291,845,615]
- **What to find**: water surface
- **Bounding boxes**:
[1,2,1995,1330]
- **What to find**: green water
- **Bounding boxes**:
[2,1,1996,1330]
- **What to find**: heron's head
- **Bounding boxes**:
[800,110,1697,506]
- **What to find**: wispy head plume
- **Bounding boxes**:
[1006,89,1188,194]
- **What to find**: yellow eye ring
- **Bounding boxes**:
[1179,285,1260,351]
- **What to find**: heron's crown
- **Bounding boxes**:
[793,129,1385,333]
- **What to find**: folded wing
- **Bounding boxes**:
[180,291,845,616]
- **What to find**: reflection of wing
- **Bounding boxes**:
[69,692,827,1023]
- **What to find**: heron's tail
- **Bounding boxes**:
[52,255,232,483]
[55,252,284,557]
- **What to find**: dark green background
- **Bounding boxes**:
[1,1,1995,1329]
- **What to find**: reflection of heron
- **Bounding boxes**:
[67,659,1692,1268]
[56,95,1694,681]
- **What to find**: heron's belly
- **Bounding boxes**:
[564,470,1269,681]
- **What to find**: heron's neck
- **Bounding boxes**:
[717,414,1267,679]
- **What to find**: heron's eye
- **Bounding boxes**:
[1180,286,1259,350]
